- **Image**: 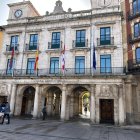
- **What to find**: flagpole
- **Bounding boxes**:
[12,42,15,77]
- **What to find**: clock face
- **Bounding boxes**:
[14,9,22,18]
[98,0,112,7]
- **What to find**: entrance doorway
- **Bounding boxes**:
[100,99,114,124]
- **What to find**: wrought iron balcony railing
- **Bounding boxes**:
[48,41,62,49]
[128,59,140,72]
[25,43,38,51]
[0,67,125,77]
[128,10,140,20]
[6,44,19,51]
[72,39,88,48]
[129,34,140,44]
[97,37,114,46]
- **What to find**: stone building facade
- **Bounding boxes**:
[0,0,136,125]
[120,0,140,123]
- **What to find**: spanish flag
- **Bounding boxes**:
[34,48,39,71]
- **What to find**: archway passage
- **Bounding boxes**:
[70,86,90,120]
[21,86,35,117]
[0,96,7,104]
[100,99,114,124]
[42,86,62,119]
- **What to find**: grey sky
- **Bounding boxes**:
[0,0,91,26]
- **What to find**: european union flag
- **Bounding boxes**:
[93,47,96,70]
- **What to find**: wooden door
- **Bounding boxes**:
[21,97,27,115]
[100,99,114,124]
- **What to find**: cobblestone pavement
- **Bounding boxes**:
[0,118,140,140]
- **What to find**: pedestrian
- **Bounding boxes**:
[42,106,47,120]
[1,102,10,124]
[84,106,87,116]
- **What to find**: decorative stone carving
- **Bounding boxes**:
[51,0,65,14]
[0,84,8,95]
[96,85,117,98]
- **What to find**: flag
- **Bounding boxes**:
[9,47,14,69]
[93,47,96,70]
[61,45,65,71]
[34,48,39,71]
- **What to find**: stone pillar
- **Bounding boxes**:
[61,85,66,121]
[33,85,39,118]
[90,85,96,123]
[55,96,60,115]
[10,84,17,115]
[119,85,125,125]
[125,81,134,124]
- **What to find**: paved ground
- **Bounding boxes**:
[0,118,140,140]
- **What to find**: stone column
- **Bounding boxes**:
[90,85,96,123]
[119,85,125,125]
[10,84,17,115]
[125,81,134,124]
[61,85,66,121]
[33,85,39,118]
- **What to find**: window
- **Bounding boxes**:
[100,27,111,45]
[6,59,15,75]
[76,30,86,47]
[134,22,140,37]
[133,0,140,15]
[100,55,111,73]
[29,34,38,50]
[51,32,60,48]
[27,58,35,74]
[75,56,85,74]
[50,57,59,74]
[10,36,18,51]
[136,48,140,63]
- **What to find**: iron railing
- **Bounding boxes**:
[128,10,140,20]
[48,41,62,49]
[128,34,140,44]
[25,43,38,51]
[0,67,125,77]
[97,37,114,46]
[72,39,88,48]
[128,59,140,72]
[6,44,19,52]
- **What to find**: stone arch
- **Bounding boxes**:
[41,85,62,117]
[68,85,91,119]
[15,85,35,116]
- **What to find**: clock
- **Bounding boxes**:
[98,0,112,7]
[14,9,22,18]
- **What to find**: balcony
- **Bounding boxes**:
[128,10,140,21]
[0,67,125,78]
[129,34,140,44]
[128,59,140,73]
[48,41,62,49]
[4,45,19,55]
[24,43,38,54]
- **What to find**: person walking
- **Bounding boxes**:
[42,106,47,120]
[1,102,10,124]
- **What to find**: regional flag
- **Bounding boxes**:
[93,47,96,70]
[34,48,39,71]
[9,47,14,69]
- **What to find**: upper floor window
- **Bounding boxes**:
[27,58,35,74]
[100,55,111,73]
[134,22,140,38]
[133,0,140,15]
[136,48,140,63]
[100,27,111,45]
[76,30,86,47]
[50,57,59,74]
[51,32,60,48]
[75,56,85,74]
[10,35,18,51]
[29,34,38,50]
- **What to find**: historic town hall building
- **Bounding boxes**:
[0,0,139,125]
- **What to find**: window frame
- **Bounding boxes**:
[10,35,18,51]
[75,56,85,74]
[134,22,140,38]
[50,57,59,74]
[29,34,38,50]
[27,58,36,75]
[76,30,86,47]
[136,47,140,63]
[100,54,112,73]
[51,32,61,49]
